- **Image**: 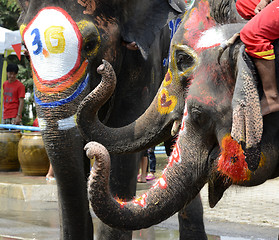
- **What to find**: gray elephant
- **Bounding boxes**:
[80,0,279,235]
[16,0,190,239]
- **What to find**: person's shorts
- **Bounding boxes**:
[3,118,21,125]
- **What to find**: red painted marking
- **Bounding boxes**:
[33,60,88,93]
[183,0,216,50]
[196,43,221,51]
[168,142,181,167]
[160,93,173,108]
[115,197,128,208]
[217,135,250,182]
[132,193,148,207]
[165,71,171,84]
[180,101,188,132]
[187,95,216,106]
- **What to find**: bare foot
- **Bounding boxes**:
[138,175,146,183]
[46,174,55,182]
[46,164,55,181]
[261,94,279,116]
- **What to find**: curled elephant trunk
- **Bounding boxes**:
[77,60,183,154]
[86,140,208,230]
[77,59,117,138]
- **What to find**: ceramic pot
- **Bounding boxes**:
[0,129,21,171]
[18,132,50,176]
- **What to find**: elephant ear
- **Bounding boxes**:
[231,45,262,171]
[209,0,246,24]
[121,0,188,59]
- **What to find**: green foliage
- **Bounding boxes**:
[0,0,20,30]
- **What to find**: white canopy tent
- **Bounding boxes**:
[0,26,22,54]
[0,27,23,123]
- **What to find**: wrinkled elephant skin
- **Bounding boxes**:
[16,0,189,239]
[85,3,279,233]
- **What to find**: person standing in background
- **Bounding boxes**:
[146,147,157,181]
[3,64,25,125]
[138,150,148,183]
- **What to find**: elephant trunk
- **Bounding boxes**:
[77,60,182,154]
[86,138,208,230]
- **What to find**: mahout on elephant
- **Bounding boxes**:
[15,0,195,239]
[79,0,279,236]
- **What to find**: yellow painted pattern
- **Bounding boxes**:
[258,152,266,168]
[77,20,89,31]
[20,25,26,37]
[44,26,66,54]
[163,69,173,87]
[157,88,177,115]
[171,44,198,82]
[77,20,101,57]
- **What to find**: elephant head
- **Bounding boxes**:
[76,0,218,153]
[16,0,187,238]
[76,0,247,155]
[85,9,279,229]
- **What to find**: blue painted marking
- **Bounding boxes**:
[31,28,43,55]
[163,17,182,67]
[35,74,89,108]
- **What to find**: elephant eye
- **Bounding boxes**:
[189,106,205,127]
[176,50,194,72]
[82,32,101,58]
[84,41,97,52]
[191,107,201,121]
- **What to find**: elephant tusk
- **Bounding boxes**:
[217,32,240,64]
[171,119,181,136]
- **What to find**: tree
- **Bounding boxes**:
[0,0,20,30]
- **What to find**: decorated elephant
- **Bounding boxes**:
[82,0,279,235]
[15,0,193,239]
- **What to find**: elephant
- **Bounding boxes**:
[81,0,279,235]
[76,0,245,152]
[16,0,192,239]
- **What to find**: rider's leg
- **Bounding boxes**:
[253,58,279,115]
[240,0,279,115]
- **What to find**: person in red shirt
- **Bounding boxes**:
[236,0,279,116]
[3,64,25,124]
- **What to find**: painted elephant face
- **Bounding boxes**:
[84,3,276,229]
[19,2,123,130]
